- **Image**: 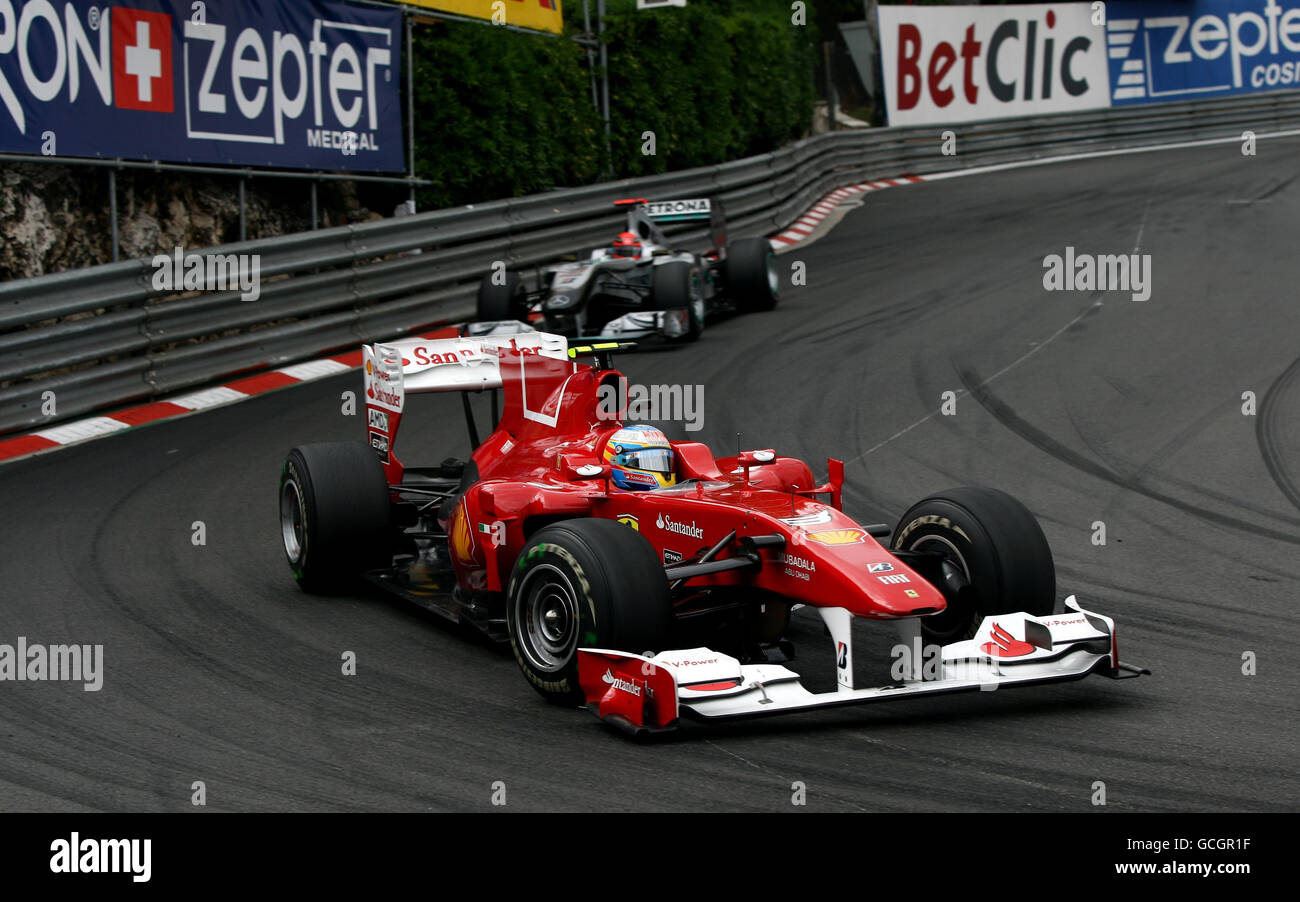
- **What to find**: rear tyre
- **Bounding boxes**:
[725,236,779,312]
[476,270,528,322]
[652,260,705,341]
[280,442,392,594]
[507,518,671,705]
[891,486,1055,645]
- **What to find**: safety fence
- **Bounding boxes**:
[2,89,1297,435]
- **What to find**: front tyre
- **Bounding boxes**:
[725,236,779,312]
[507,518,671,705]
[652,260,705,342]
[891,486,1055,645]
[280,442,392,594]
[476,270,528,322]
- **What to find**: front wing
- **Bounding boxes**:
[599,309,693,340]
[577,596,1148,734]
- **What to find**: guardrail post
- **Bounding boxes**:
[598,0,612,177]
[406,12,416,206]
[108,168,119,263]
[582,0,598,113]
[823,42,838,132]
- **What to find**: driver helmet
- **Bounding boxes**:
[611,231,642,259]
[602,425,676,490]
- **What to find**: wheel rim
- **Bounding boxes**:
[907,534,973,638]
[911,535,969,578]
[280,479,306,563]
[513,564,581,672]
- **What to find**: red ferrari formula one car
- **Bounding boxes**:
[278,329,1146,734]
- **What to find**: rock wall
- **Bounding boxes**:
[1,162,402,282]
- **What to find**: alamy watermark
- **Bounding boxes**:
[596,382,704,432]
[152,246,262,302]
[50,833,150,882]
[891,639,999,691]
[0,638,103,691]
[1043,247,1151,302]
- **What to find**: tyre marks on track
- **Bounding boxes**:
[957,366,1300,548]
[1256,351,1300,515]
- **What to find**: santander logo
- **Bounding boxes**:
[602,668,642,696]
[980,622,1036,658]
[367,383,400,408]
[655,513,703,539]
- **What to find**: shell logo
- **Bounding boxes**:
[807,528,867,546]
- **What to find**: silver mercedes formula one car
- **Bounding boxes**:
[472,197,779,342]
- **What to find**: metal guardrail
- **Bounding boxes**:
[3,90,1299,436]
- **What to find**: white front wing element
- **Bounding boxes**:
[601,309,690,339]
[578,596,1145,731]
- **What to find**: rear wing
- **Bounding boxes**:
[364,331,568,397]
[363,330,570,476]
[642,198,712,223]
[616,197,727,250]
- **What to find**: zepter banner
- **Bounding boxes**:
[1105,0,1300,105]
[0,0,404,170]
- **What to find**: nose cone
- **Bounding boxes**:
[751,500,947,619]
[790,532,946,618]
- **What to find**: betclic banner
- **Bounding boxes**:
[878,2,1300,125]
[878,4,1110,126]
[0,0,405,171]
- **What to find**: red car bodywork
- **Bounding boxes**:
[379,345,947,620]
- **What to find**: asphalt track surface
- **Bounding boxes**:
[3,139,1299,813]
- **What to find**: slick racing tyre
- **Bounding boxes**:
[280,442,392,594]
[476,270,529,322]
[725,236,779,312]
[507,518,671,706]
[652,260,705,341]
[891,487,1055,645]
